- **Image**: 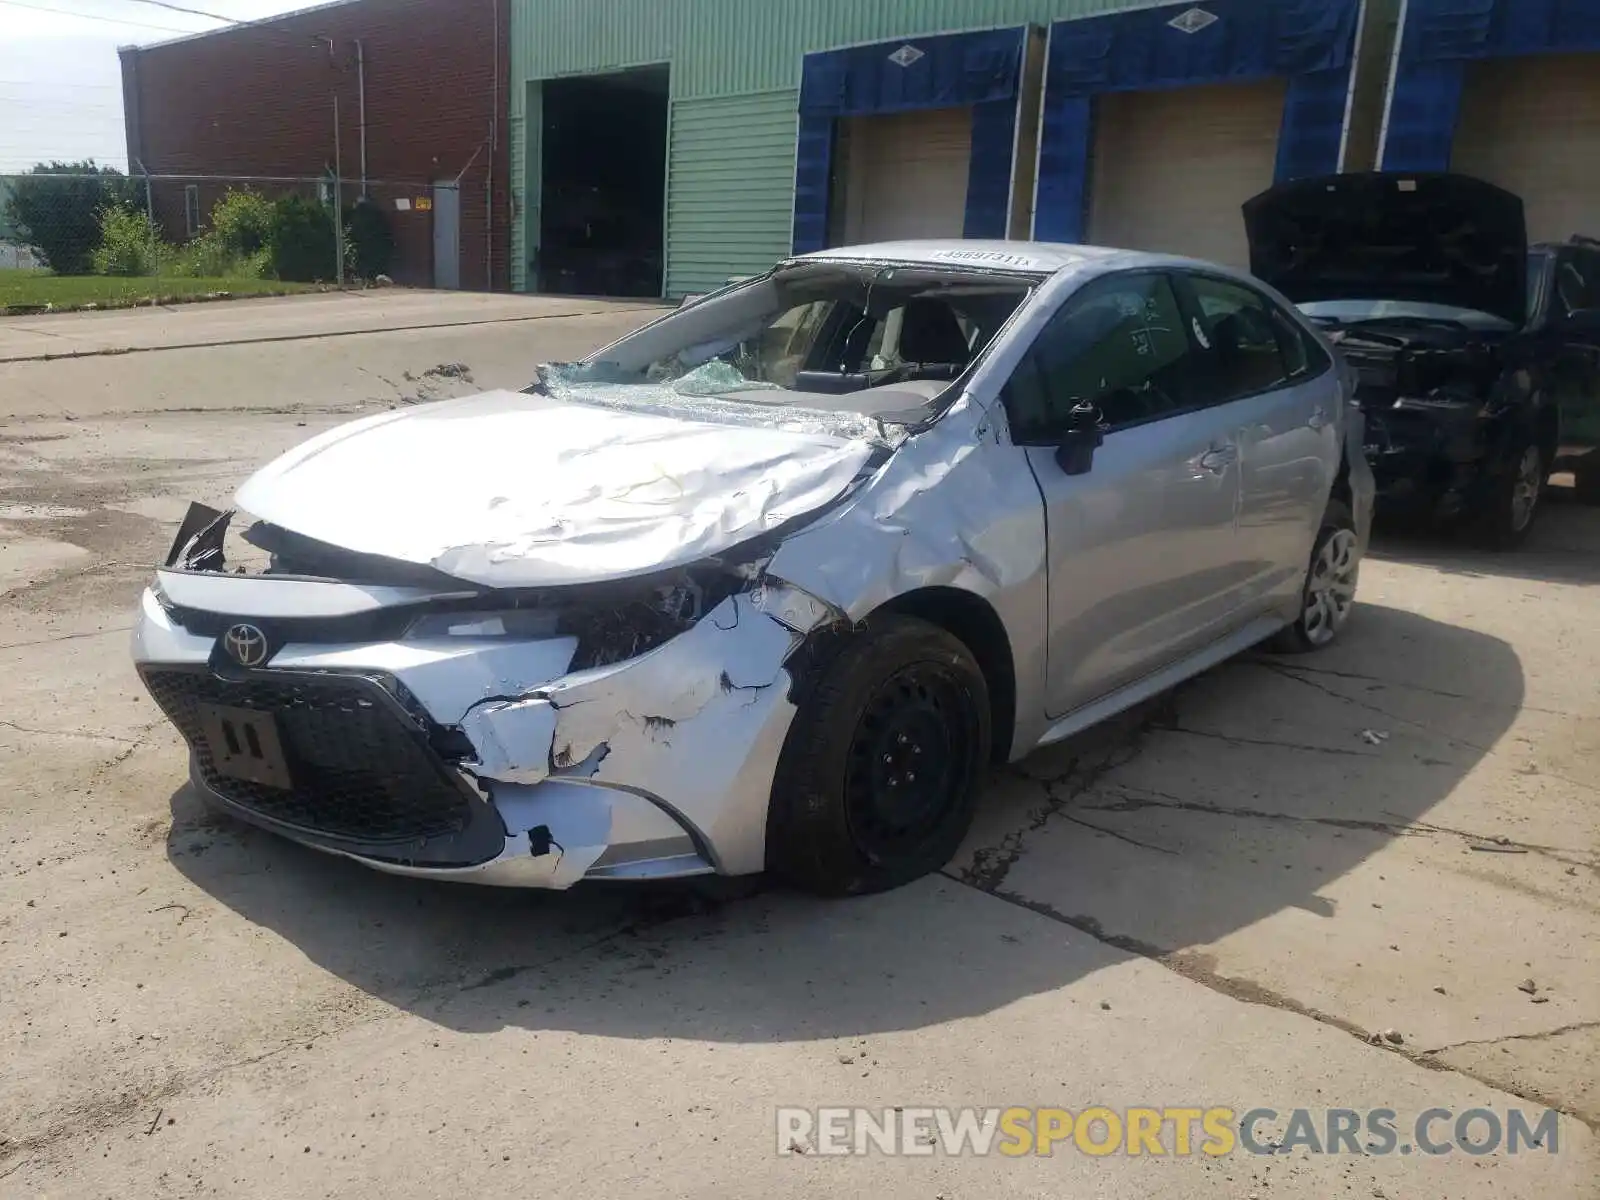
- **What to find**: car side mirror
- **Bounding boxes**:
[1054,401,1104,476]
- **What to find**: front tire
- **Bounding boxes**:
[1272,500,1359,654]
[1473,438,1545,550]
[766,616,991,897]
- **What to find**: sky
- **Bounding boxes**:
[0,0,315,173]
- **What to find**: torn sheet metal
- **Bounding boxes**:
[409,589,805,875]
[458,695,560,785]
[537,589,803,875]
[750,577,840,634]
[541,591,799,769]
[767,390,1048,618]
[234,388,877,589]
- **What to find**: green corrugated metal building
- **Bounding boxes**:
[509,0,1402,298]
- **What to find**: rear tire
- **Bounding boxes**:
[1473,437,1545,550]
[766,616,990,897]
[1271,500,1359,655]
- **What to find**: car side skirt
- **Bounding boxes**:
[1032,615,1287,752]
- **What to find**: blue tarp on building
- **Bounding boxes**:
[1381,0,1600,172]
[792,27,1027,254]
[1034,0,1361,243]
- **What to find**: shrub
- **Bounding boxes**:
[170,232,228,277]
[166,233,271,280]
[90,204,168,276]
[210,188,273,258]
[3,161,140,275]
[343,196,394,280]
[267,193,337,282]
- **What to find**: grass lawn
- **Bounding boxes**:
[0,269,328,312]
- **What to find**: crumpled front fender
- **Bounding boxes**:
[456,587,822,875]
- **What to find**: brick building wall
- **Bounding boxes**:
[120,0,510,290]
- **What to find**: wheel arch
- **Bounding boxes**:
[872,586,1017,765]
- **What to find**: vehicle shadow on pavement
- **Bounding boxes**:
[165,600,1523,1042]
[1368,490,1600,586]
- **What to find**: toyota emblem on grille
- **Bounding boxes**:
[222,623,270,668]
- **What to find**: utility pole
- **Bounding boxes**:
[315,35,346,286]
[333,92,345,285]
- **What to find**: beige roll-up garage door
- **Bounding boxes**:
[1453,54,1600,244]
[831,106,973,246]
[1088,78,1287,269]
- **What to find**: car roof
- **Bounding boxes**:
[787,239,1187,276]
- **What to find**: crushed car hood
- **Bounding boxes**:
[235,389,877,588]
[1243,172,1528,325]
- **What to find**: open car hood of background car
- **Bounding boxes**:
[234,389,877,589]
[1242,172,1528,325]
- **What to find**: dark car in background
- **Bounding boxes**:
[1245,172,1600,548]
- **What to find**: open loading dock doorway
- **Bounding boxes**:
[1087,78,1286,270]
[828,106,974,247]
[539,65,668,297]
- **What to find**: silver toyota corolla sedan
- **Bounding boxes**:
[134,240,1375,896]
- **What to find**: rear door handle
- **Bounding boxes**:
[1197,444,1238,474]
[1308,405,1332,431]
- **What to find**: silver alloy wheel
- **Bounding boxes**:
[1302,529,1359,647]
[1510,446,1543,534]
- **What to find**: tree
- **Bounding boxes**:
[2,161,140,275]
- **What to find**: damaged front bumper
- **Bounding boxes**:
[134,553,831,888]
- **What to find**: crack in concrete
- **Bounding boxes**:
[959,699,1174,892]
[0,560,147,605]
[1257,659,1600,800]
[946,877,1600,1132]
[1258,657,1587,721]
[89,719,173,779]
[0,718,139,745]
[1082,788,1432,837]
[1059,812,1180,856]
[0,1011,376,1174]
[1163,724,1374,758]
[0,624,134,653]
[1391,817,1596,869]
[1421,1021,1600,1058]
[1068,787,1593,867]
[944,877,1374,1039]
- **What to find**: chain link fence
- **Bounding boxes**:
[1,168,479,312]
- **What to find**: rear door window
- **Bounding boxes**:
[1175,274,1315,404]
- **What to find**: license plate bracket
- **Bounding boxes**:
[197,703,293,790]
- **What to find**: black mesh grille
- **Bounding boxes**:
[142,668,477,845]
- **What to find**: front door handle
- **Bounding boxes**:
[1197,444,1238,474]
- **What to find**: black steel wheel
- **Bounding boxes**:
[766,616,991,896]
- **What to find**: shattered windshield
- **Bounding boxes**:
[542,262,1037,426]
